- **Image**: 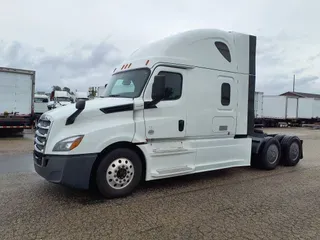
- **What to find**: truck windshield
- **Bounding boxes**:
[103,68,150,98]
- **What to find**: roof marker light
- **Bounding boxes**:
[145,60,150,65]
[128,63,132,68]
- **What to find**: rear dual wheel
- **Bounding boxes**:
[259,137,281,170]
[280,135,302,166]
[258,135,302,170]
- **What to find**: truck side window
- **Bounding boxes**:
[221,83,231,106]
[215,41,231,62]
[158,71,183,101]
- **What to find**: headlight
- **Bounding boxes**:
[53,135,84,151]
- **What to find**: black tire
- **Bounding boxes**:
[280,135,302,166]
[274,134,285,143]
[96,148,142,199]
[258,137,281,170]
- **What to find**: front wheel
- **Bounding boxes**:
[96,148,142,199]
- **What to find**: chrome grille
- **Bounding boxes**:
[34,116,52,153]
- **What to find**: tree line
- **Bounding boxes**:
[52,86,74,95]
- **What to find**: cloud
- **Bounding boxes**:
[40,42,121,72]
[0,0,319,96]
[255,31,320,95]
[0,40,124,92]
[308,53,320,62]
[295,75,319,92]
[293,67,309,75]
[1,30,319,96]
[298,75,319,84]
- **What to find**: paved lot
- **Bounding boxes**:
[0,128,320,239]
[0,130,33,155]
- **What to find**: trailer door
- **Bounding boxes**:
[15,73,33,115]
[0,72,15,113]
[286,97,298,119]
[312,99,320,118]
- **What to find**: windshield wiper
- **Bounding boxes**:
[108,94,121,97]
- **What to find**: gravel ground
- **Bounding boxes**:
[0,128,320,239]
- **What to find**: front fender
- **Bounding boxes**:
[96,135,135,153]
[45,111,135,155]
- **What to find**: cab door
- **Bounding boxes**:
[143,66,186,140]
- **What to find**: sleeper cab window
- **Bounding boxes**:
[215,41,231,62]
[158,71,183,101]
[221,83,231,106]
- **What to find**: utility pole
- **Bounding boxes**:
[293,74,296,92]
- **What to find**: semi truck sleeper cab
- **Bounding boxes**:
[34,29,303,199]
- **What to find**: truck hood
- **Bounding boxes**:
[44,97,133,121]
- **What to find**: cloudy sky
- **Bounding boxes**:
[0,0,319,94]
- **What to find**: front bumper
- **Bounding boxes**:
[33,150,97,189]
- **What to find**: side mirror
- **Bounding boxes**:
[152,75,166,102]
[76,99,86,110]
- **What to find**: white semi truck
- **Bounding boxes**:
[34,29,304,199]
[95,85,108,98]
[47,90,74,110]
[75,92,89,102]
[34,94,49,120]
[0,67,35,134]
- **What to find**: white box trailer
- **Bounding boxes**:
[259,95,299,127]
[263,96,299,119]
[256,94,320,127]
[262,95,287,119]
[0,67,35,133]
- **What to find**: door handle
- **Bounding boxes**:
[178,120,184,132]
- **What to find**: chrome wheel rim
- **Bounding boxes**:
[267,144,279,164]
[289,142,300,161]
[106,158,134,190]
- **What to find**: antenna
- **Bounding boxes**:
[293,74,296,92]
